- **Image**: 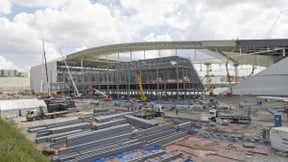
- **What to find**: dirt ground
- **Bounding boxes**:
[165,135,286,162]
[163,96,288,162]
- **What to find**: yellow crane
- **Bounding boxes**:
[134,74,148,102]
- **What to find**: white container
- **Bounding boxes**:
[270,127,288,152]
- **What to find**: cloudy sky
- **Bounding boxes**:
[0,0,288,72]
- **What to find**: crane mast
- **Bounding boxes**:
[42,39,51,96]
[136,74,148,102]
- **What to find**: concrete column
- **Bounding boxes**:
[128,50,132,99]
[117,52,120,99]
[176,49,179,101]
[204,63,211,92]
[233,63,239,83]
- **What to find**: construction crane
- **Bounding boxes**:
[87,87,111,101]
[42,39,51,97]
[95,89,111,101]
[60,51,81,97]
[134,74,148,102]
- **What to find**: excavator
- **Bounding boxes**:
[133,74,148,102]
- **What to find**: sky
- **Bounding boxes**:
[0,0,288,72]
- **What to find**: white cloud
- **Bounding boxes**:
[13,0,135,46]
[143,33,172,42]
[0,0,288,72]
[120,0,182,28]
[0,0,137,70]
[0,56,20,70]
[164,0,288,39]
[0,17,59,68]
[0,0,12,14]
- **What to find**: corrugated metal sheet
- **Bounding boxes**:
[0,99,47,118]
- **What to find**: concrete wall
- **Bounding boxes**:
[30,61,57,93]
[0,77,29,91]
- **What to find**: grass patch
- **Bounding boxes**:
[0,118,49,162]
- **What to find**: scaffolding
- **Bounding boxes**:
[54,56,205,100]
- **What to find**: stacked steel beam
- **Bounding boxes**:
[28,110,193,162]
[124,115,159,128]
[28,119,83,133]
[94,118,127,129]
[94,111,135,122]
[58,133,132,155]
[176,121,192,131]
[144,131,188,148]
[66,123,132,146]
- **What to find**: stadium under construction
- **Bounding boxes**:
[4,39,288,162]
[30,39,288,98]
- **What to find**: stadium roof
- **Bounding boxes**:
[66,39,288,67]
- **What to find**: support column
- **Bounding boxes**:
[233,63,239,83]
[204,63,211,93]
[176,49,179,101]
[128,50,132,99]
[157,67,159,98]
[117,52,120,99]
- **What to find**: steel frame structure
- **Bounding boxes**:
[55,56,204,100]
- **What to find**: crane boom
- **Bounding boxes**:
[60,52,81,97]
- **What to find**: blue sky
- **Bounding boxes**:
[0,0,287,72]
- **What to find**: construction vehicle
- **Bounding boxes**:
[134,103,164,119]
[26,99,76,121]
[26,108,68,121]
[60,51,81,97]
[133,74,148,102]
[208,109,251,123]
